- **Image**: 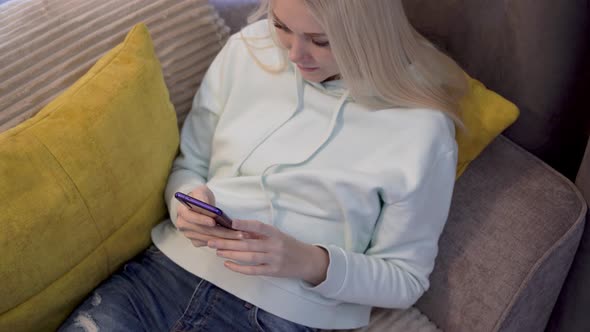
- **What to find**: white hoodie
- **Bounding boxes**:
[151,20,457,329]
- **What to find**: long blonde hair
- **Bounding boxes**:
[247,0,467,123]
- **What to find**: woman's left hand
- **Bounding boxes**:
[207,219,329,285]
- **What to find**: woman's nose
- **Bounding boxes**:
[288,36,307,63]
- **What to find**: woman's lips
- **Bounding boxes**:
[297,64,319,72]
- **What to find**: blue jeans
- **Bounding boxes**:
[59,245,317,332]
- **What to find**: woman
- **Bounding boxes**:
[60,0,466,331]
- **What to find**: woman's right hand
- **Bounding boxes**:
[176,185,246,247]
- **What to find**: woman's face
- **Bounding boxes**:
[271,0,340,83]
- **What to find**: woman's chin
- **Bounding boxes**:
[299,69,341,83]
[299,69,326,83]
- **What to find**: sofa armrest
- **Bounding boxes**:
[544,137,590,331]
[416,136,586,332]
[575,138,590,203]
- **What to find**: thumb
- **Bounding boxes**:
[191,185,216,205]
[202,186,216,205]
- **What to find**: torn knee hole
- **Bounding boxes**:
[74,312,99,332]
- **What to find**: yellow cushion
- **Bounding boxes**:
[456,76,519,178]
[0,23,179,331]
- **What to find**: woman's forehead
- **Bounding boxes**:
[271,0,326,35]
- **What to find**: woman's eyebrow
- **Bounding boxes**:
[272,11,327,37]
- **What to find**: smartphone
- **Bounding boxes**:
[174,192,234,229]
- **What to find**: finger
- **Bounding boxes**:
[231,219,276,237]
[176,219,214,235]
[181,225,247,241]
[217,250,270,265]
[223,261,277,276]
[177,208,216,227]
[208,239,266,252]
[178,217,249,240]
[177,213,243,240]
[177,218,215,234]
[190,239,207,247]
[183,231,221,244]
[190,186,216,205]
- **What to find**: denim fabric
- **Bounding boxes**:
[59,245,317,332]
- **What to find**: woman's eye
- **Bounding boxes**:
[273,22,291,33]
[273,20,329,48]
[312,40,330,48]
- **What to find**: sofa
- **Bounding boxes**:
[546,138,590,332]
[1,0,588,331]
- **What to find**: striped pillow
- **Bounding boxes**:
[0,0,230,132]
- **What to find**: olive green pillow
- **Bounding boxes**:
[0,24,179,331]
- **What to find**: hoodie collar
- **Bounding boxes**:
[307,79,348,98]
[287,61,351,99]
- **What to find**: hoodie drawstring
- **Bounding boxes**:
[260,72,350,227]
[227,71,305,178]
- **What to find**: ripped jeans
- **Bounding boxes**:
[58,245,317,332]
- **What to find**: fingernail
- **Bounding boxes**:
[208,241,217,249]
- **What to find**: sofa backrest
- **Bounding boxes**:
[403,0,589,178]
[0,0,230,132]
[215,0,590,178]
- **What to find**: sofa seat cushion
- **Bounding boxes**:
[417,135,587,331]
[0,24,179,332]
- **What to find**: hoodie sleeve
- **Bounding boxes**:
[302,147,457,308]
[164,39,233,226]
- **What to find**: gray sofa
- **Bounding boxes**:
[1,0,588,331]
[547,140,590,332]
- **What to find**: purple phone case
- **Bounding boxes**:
[174,192,233,229]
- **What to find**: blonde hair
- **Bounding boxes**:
[247,0,467,123]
